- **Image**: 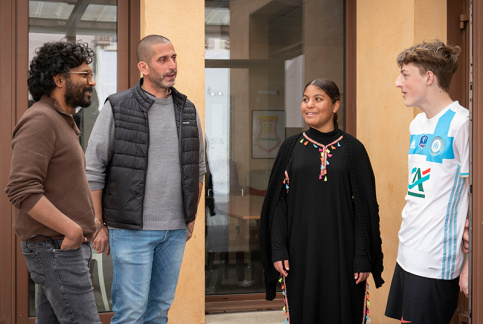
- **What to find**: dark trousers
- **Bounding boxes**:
[21,240,101,324]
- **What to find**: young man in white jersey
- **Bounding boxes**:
[385,40,470,324]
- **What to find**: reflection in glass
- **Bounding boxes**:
[205,0,345,297]
[27,0,117,315]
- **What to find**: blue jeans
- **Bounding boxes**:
[109,229,187,324]
[21,239,101,324]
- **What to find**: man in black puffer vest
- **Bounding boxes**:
[85,35,206,324]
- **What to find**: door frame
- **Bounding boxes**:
[472,0,483,323]
[0,1,139,322]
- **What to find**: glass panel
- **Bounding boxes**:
[28,0,117,315]
[205,0,345,296]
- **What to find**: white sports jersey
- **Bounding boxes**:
[397,101,469,280]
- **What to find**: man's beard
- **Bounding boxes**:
[64,79,93,108]
[148,69,176,90]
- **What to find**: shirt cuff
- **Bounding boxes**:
[88,181,105,191]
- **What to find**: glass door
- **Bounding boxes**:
[27,0,118,315]
[205,0,346,310]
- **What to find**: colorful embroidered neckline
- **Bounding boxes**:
[301,132,343,181]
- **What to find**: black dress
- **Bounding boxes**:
[271,127,369,324]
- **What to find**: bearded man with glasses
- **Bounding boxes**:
[5,40,101,324]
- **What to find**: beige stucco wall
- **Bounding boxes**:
[357,0,446,323]
[141,1,206,323]
[138,0,449,323]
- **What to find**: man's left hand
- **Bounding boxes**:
[93,226,110,256]
[187,220,195,242]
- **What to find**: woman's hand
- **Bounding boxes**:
[354,272,370,284]
[273,260,290,277]
[93,226,110,256]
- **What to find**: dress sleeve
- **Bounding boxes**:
[271,182,289,263]
[353,203,372,273]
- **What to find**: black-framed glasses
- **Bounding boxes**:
[69,70,95,82]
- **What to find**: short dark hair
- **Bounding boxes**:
[28,40,94,101]
[136,35,171,63]
[396,39,461,92]
[304,78,341,129]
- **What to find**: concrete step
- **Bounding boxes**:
[205,310,284,324]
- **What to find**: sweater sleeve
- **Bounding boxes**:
[85,100,115,190]
[5,110,55,212]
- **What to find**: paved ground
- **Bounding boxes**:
[205,310,284,324]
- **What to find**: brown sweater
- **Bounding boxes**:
[5,95,96,241]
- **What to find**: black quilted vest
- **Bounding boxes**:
[102,79,200,229]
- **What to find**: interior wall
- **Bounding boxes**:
[356,0,446,323]
[141,1,206,323]
[304,0,344,89]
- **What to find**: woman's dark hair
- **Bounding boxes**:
[28,40,95,101]
[304,78,341,129]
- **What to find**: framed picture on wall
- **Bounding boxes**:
[252,110,285,159]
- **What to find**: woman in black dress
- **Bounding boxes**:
[259,79,384,323]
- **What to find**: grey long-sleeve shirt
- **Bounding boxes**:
[85,94,206,230]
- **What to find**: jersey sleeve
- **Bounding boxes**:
[453,119,470,177]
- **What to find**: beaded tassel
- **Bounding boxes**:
[362,283,370,324]
[301,133,343,181]
[279,276,290,324]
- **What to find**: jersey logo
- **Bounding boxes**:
[410,139,416,149]
[418,135,428,148]
[430,136,444,156]
[408,167,431,198]
[408,109,456,164]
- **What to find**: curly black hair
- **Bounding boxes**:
[28,40,95,101]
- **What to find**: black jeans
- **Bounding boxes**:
[21,239,101,324]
